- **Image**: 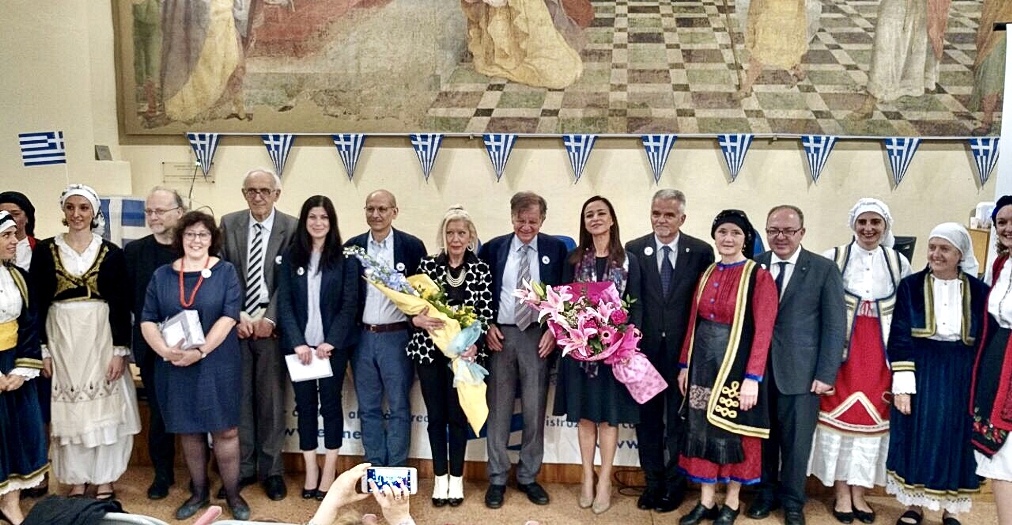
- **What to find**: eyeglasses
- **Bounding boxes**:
[183,231,212,240]
[242,188,277,198]
[364,206,393,214]
[766,228,802,238]
[144,207,180,217]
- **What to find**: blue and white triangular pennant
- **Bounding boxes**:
[717,134,754,182]
[562,134,597,183]
[641,134,678,184]
[800,135,839,183]
[883,137,921,186]
[968,137,1000,186]
[332,134,366,181]
[261,133,295,177]
[186,132,220,179]
[482,133,517,182]
[409,133,444,181]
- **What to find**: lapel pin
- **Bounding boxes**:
[644,246,654,256]
[542,255,550,265]
[297,267,305,276]
[685,247,690,253]
[201,268,212,278]
[396,262,405,272]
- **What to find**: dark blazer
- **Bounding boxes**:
[625,232,714,372]
[276,246,361,352]
[478,232,568,322]
[219,209,297,323]
[755,248,847,395]
[344,228,427,323]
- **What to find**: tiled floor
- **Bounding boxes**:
[425,0,995,135]
[19,465,1001,524]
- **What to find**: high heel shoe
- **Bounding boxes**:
[592,483,612,515]
[447,475,464,507]
[301,486,318,499]
[432,474,449,507]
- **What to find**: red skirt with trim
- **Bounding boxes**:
[819,313,891,433]
[679,436,762,484]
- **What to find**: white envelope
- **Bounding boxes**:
[160,310,206,350]
[285,352,334,382]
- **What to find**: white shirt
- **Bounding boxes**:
[497,235,542,325]
[654,234,679,273]
[14,237,31,271]
[246,208,276,308]
[989,259,1012,329]
[0,265,36,380]
[823,244,912,300]
[770,248,802,299]
[362,232,407,325]
[930,276,963,342]
[305,252,325,346]
[54,233,102,276]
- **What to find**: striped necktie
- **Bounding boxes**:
[245,223,265,316]
[515,245,534,330]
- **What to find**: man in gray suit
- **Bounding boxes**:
[749,205,845,525]
[219,168,297,501]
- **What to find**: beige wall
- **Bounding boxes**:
[0,1,998,268]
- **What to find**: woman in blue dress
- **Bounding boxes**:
[140,211,248,521]
[0,211,47,525]
[886,223,986,525]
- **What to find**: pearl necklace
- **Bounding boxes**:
[446,264,467,288]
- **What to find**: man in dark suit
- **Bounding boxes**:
[625,189,714,513]
[345,189,426,468]
[219,168,297,501]
[479,192,568,509]
[749,205,846,525]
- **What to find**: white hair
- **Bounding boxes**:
[242,168,282,190]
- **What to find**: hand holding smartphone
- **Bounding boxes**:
[360,466,418,495]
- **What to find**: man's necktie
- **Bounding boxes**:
[661,246,674,296]
[245,223,265,316]
[515,245,534,330]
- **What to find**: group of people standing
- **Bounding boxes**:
[2,174,1012,525]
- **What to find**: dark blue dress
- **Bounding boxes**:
[0,265,48,493]
[142,261,242,434]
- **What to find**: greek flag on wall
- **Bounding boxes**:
[641,134,678,184]
[563,134,597,183]
[717,134,754,182]
[482,133,517,182]
[801,135,838,183]
[968,137,1000,186]
[883,137,921,186]
[332,134,366,181]
[186,132,220,178]
[410,134,444,181]
[100,196,147,247]
[19,130,66,166]
[261,133,295,177]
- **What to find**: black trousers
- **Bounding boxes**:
[758,364,821,510]
[416,353,467,477]
[292,350,350,451]
[138,348,176,483]
[635,338,687,492]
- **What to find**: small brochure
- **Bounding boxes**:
[285,353,334,382]
[161,310,206,350]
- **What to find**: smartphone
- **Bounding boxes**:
[360,466,418,495]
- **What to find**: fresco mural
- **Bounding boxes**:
[115,0,1006,136]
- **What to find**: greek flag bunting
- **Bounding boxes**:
[883,137,921,186]
[332,134,366,181]
[968,137,1000,186]
[800,135,838,183]
[563,134,597,182]
[261,133,295,177]
[19,131,66,166]
[717,134,754,182]
[482,133,517,182]
[186,132,221,178]
[641,134,678,184]
[410,133,444,181]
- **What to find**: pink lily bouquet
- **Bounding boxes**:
[515,280,668,404]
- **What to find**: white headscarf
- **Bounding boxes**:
[848,197,895,248]
[0,211,15,235]
[928,222,979,276]
[59,183,106,236]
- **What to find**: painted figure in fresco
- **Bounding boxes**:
[735,0,809,99]
[850,0,950,119]
[461,0,587,89]
[969,0,1012,136]
[159,0,261,123]
[133,0,161,118]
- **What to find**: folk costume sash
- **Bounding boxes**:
[833,242,903,362]
[683,260,770,439]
